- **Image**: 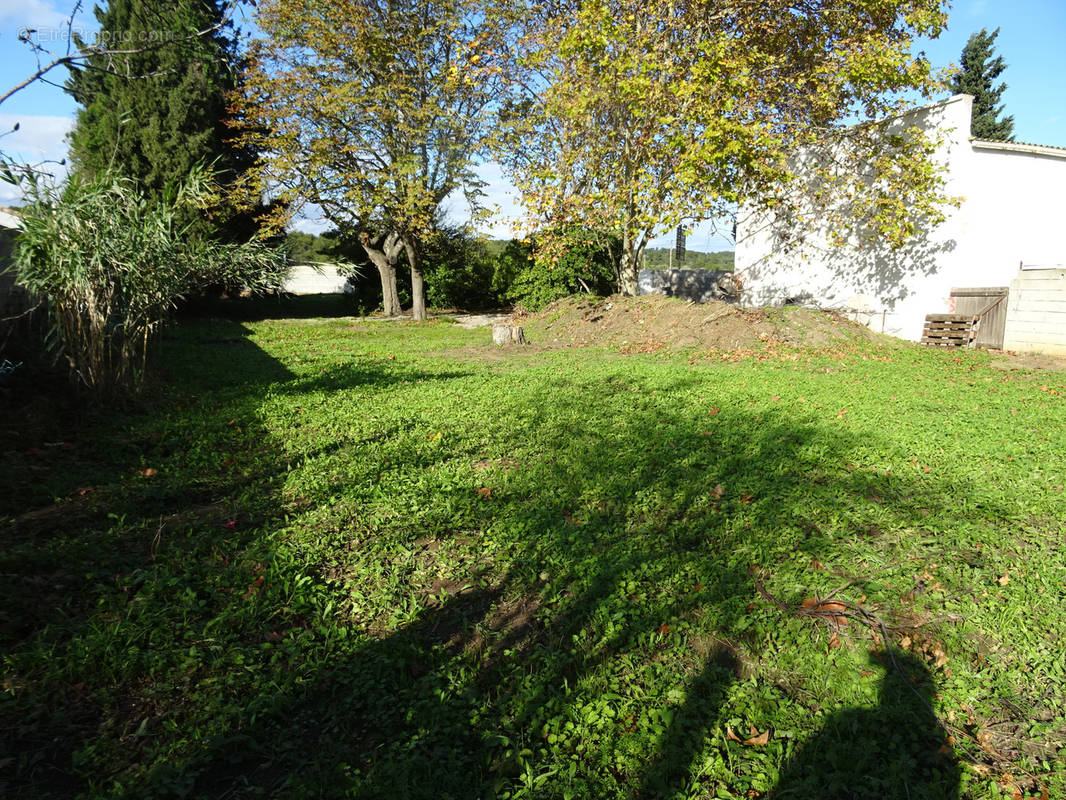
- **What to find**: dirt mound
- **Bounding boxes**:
[519,295,878,351]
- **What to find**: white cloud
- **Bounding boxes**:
[0,112,72,164]
[0,113,72,205]
[442,161,528,239]
[289,214,331,235]
[0,0,80,37]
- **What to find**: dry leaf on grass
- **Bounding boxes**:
[725,726,770,746]
[800,597,849,627]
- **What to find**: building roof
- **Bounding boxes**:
[971,139,1066,159]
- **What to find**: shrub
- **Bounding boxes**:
[506,227,618,311]
[11,170,286,394]
[421,226,500,310]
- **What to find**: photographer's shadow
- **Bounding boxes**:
[772,650,960,800]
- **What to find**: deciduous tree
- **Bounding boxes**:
[503,0,952,296]
[237,0,515,319]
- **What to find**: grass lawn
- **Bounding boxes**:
[2,308,1064,799]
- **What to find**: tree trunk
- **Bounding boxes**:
[361,231,404,316]
[377,261,400,316]
[619,247,639,296]
[404,237,426,322]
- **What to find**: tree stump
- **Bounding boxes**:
[492,325,526,346]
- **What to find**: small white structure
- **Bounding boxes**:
[0,207,26,318]
[282,263,352,295]
[736,95,1066,353]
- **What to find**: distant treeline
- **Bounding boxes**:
[641,248,734,271]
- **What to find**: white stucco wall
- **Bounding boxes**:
[735,94,1066,341]
[283,264,351,295]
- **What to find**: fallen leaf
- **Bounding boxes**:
[900,635,912,650]
[726,726,742,743]
[708,408,720,416]
[710,484,725,499]
[828,632,842,650]
[997,573,1010,586]
[744,727,770,746]
[137,467,158,477]
[809,558,824,571]
[476,487,493,499]
[931,644,948,669]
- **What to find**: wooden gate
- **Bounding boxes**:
[950,287,1009,349]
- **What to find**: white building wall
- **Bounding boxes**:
[735,95,1066,342]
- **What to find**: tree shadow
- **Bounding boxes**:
[140,374,986,798]
[772,650,959,800]
[179,293,358,321]
[0,321,483,797]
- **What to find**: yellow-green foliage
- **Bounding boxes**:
[502,0,953,294]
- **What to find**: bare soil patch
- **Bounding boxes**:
[990,351,1066,372]
[518,295,881,351]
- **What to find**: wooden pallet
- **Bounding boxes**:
[920,314,980,348]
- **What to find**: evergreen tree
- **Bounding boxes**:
[950,27,1015,141]
[65,0,258,239]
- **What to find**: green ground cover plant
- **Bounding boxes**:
[1,306,1064,799]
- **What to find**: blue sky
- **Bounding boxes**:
[1,0,1064,245]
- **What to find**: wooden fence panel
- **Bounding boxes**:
[951,287,1009,349]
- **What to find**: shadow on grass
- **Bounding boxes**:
[179,292,359,321]
[772,651,958,799]
[178,378,967,798]
[1,326,974,799]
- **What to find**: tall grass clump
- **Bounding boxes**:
[10,170,287,394]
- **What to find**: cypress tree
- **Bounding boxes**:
[949,27,1015,141]
[65,0,257,239]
